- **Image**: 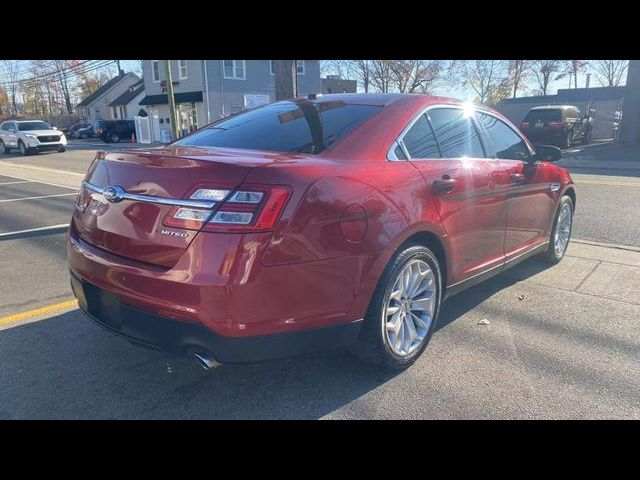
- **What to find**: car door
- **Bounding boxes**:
[3,122,19,147]
[399,106,509,285]
[475,111,552,259]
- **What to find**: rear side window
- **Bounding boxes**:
[428,108,484,158]
[476,113,531,162]
[402,114,440,159]
[175,100,383,154]
[524,109,562,122]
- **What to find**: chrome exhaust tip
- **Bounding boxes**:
[191,350,219,371]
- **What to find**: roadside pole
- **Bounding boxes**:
[164,60,180,141]
[274,60,298,101]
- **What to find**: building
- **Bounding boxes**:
[108,79,146,120]
[139,60,321,139]
[76,72,141,123]
[621,60,640,143]
[321,75,357,94]
[495,86,625,141]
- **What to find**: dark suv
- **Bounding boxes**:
[94,120,136,143]
[520,105,592,149]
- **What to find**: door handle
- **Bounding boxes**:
[432,177,456,193]
[510,173,526,185]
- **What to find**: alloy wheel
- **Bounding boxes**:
[554,202,572,256]
[384,259,436,357]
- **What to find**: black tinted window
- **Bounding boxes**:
[17,121,51,131]
[394,144,407,160]
[477,113,530,162]
[524,109,562,122]
[402,114,440,159]
[175,101,382,154]
[428,108,484,158]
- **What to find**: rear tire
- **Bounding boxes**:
[350,244,442,370]
[561,131,572,149]
[582,130,592,144]
[543,195,573,264]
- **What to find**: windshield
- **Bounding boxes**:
[174,100,383,154]
[17,121,52,131]
[524,109,562,122]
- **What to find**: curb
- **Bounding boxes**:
[571,238,640,253]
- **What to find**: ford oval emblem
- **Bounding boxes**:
[103,185,125,203]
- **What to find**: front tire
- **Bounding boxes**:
[350,244,442,370]
[19,141,30,156]
[0,140,9,154]
[57,147,66,153]
[543,195,573,264]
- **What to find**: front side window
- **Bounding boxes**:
[476,112,531,162]
[428,108,484,158]
[152,60,160,82]
[179,60,188,79]
[401,114,440,159]
[174,100,382,154]
[224,60,245,79]
[296,60,305,75]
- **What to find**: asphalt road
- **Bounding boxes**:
[1,252,638,419]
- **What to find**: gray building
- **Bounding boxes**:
[321,75,357,94]
[621,60,640,143]
[76,72,141,123]
[139,60,321,138]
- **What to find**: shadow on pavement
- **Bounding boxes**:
[0,256,555,420]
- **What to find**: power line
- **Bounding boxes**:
[0,60,116,88]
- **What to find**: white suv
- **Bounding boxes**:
[0,120,67,155]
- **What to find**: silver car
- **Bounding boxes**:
[0,120,67,155]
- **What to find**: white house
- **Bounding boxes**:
[76,72,141,122]
[108,79,146,120]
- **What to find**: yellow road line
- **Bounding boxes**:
[0,299,78,326]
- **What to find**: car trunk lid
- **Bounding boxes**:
[72,146,275,267]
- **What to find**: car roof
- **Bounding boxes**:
[15,120,49,123]
[297,92,467,108]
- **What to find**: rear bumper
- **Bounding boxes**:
[70,271,362,363]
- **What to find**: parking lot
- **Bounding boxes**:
[1,141,639,419]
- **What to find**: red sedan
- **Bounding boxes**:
[68,94,575,370]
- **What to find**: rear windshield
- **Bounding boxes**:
[17,121,51,131]
[174,100,383,154]
[524,109,562,122]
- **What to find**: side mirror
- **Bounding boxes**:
[534,144,562,162]
[52,126,58,130]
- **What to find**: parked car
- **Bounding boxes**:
[94,119,135,143]
[520,105,592,148]
[68,94,575,370]
[73,125,94,139]
[0,119,67,155]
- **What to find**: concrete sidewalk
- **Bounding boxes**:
[499,240,640,306]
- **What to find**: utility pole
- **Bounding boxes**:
[115,59,122,75]
[164,60,179,141]
[274,60,297,101]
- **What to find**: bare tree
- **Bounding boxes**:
[351,60,372,93]
[1,60,21,115]
[390,60,443,93]
[50,60,74,114]
[591,60,629,87]
[508,60,532,98]
[370,60,395,93]
[558,60,588,89]
[457,60,510,104]
[0,86,9,118]
[532,60,562,95]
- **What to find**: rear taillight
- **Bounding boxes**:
[548,122,564,129]
[162,185,291,233]
[520,122,529,129]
